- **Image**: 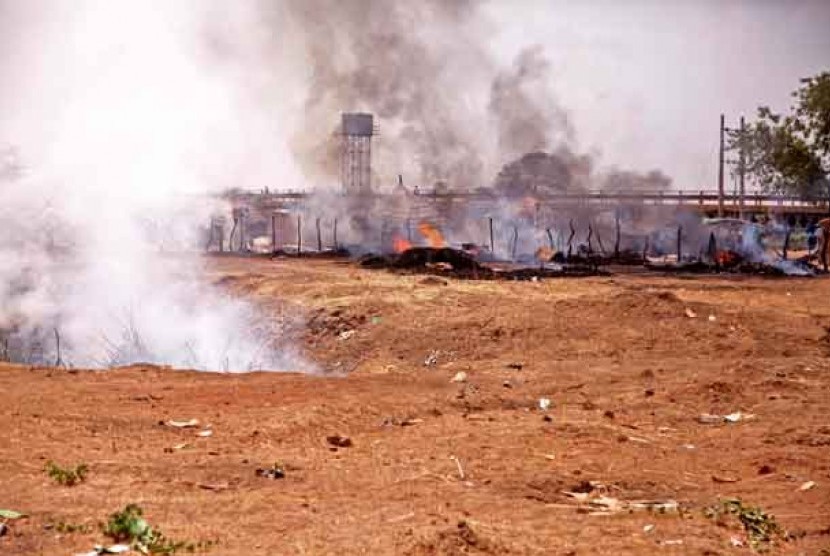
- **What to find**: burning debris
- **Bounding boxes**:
[359,246,607,280]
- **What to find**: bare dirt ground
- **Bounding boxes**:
[2,256,830,555]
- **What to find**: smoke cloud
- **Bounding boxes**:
[0,1,301,370]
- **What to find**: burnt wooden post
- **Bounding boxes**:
[595,225,606,254]
[676,225,683,262]
[822,228,829,272]
[239,212,245,252]
[546,228,554,249]
[708,232,718,267]
[333,218,339,250]
[511,226,519,261]
[614,210,621,257]
[316,217,322,252]
[296,214,302,255]
[586,225,594,254]
[229,219,237,252]
[782,224,791,261]
[642,235,650,262]
[54,328,62,367]
[271,213,277,254]
[567,220,576,258]
[489,217,494,255]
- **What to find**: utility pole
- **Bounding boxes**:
[738,116,746,219]
[718,114,725,217]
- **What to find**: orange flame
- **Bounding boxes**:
[715,250,740,266]
[418,222,446,248]
[393,235,412,253]
[535,246,553,261]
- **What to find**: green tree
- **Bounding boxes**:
[730,72,830,197]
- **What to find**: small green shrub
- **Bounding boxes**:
[705,498,785,551]
[45,461,88,486]
[103,504,214,554]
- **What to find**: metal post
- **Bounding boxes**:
[676,225,682,262]
[718,114,725,217]
[316,217,322,252]
[739,116,746,219]
[488,217,494,255]
[297,214,302,255]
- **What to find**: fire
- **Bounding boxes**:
[715,250,741,266]
[535,246,553,261]
[418,221,446,248]
[393,235,412,253]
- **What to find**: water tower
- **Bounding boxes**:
[340,113,375,194]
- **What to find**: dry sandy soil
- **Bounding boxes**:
[2,256,830,555]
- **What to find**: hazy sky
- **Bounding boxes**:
[1,0,828,193]
[486,0,830,190]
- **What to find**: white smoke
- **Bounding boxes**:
[0,1,304,370]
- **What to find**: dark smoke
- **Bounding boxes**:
[489,45,574,163]
[284,0,495,189]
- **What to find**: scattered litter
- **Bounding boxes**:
[502,380,513,388]
[630,500,679,513]
[197,482,229,491]
[798,481,816,491]
[730,536,744,547]
[506,362,524,371]
[681,444,696,450]
[563,492,679,516]
[538,398,552,411]
[386,512,415,524]
[197,429,213,438]
[381,417,423,427]
[712,475,740,484]
[326,435,353,448]
[0,509,26,520]
[684,308,697,318]
[627,436,652,444]
[542,415,553,423]
[643,524,655,534]
[172,443,191,451]
[164,419,199,428]
[708,314,717,322]
[698,412,755,425]
[660,539,684,546]
[424,350,439,367]
[338,330,355,341]
[449,455,466,480]
[256,462,286,480]
[450,371,467,383]
[542,453,556,461]
[724,412,753,423]
[697,414,722,424]
[76,545,131,556]
[371,316,382,325]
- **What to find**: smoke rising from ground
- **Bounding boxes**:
[0,1,301,370]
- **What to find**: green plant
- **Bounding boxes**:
[705,498,786,551]
[45,461,88,486]
[102,504,214,554]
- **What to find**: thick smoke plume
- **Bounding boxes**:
[0,1,301,371]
